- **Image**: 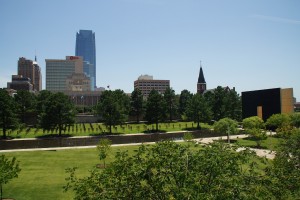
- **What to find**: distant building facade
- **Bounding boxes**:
[7,75,33,92]
[197,65,206,94]
[134,75,170,98]
[46,56,86,92]
[18,57,42,91]
[242,88,294,121]
[76,30,96,89]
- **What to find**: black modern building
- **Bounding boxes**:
[242,88,294,121]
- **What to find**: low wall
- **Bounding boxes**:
[0,130,229,150]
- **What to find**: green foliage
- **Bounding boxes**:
[130,88,144,123]
[289,112,300,128]
[265,113,291,131]
[266,129,300,199]
[0,155,21,199]
[65,141,275,199]
[0,89,19,138]
[164,87,177,122]
[247,128,268,148]
[40,92,75,136]
[97,90,130,134]
[186,93,211,129]
[14,90,37,124]
[243,116,265,130]
[204,86,242,121]
[97,139,112,168]
[178,89,193,116]
[214,118,238,143]
[183,132,194,142]
[145,90,166,131]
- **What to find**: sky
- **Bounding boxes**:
[0,0,299,100]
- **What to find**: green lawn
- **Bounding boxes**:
[2,145,141,200]
[2,122,212,139]
[1,140,271,200]
[236,136,283,151]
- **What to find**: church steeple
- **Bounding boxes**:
[197,61,206,94]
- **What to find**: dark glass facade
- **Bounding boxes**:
[75,30,96,89]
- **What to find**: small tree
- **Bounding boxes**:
[97,139,112,168]
[214,118,238,143]
[164,87,177,122]
[265,113,291,131]
[130,89,144,123]
[243,116,265,130]
[290,112,300,128]
[0,155,21,199]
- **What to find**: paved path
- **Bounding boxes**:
[0,134,276,159]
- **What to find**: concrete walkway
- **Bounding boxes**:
[0,134,276,159]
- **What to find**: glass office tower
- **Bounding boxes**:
[75,30,96,89]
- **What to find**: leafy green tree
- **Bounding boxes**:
[178,89,192,119]
[208,86,227,121]
[40,92,75,136]
[266,129,300,199]
[185,93,211,129]
[65,140,273,199]
[224,89,242,121]
[14,90,37,124]
[0,155,21,200]
[163,87,177,122]
[97,139,112,168]
[97,90,129,134]
[0,89,19,139]
[145,90,166,132]
[130,88,144,123]
[243,116,265,130]
[265,113,291,132]
[289,112,300,128]
[214,118,238,143]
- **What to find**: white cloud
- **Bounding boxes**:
[251,14,300,25]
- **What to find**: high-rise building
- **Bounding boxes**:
[134,75,170,98]
[7,75,33,92]
[18,57,42,91]
[76,30,96,89]
[46,56,85,92]
[197,64,206,94]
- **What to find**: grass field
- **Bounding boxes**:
[2,145,141,200]
[236,136,283,151]
[1,122,212,139]
[1,139,273,200]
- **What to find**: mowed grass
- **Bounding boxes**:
[2,122,212,139]
[236,136,283,151]
[1,140,271,200]
[1,145,141,200]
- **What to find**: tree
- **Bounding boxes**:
[185,93,211,129]
[214,118,238,143]
[40,92,75,136]
[97,139,112,168]
[266,129,300,199]
[65,140,273,199]
[144,90,166,132]
[289,112,300,128]
[224,89,242,121]
[0,89,19,139]
[130,88,144,123]
[14,90,36,124]
[97,90,129,134]
[265,113,291,132]
[178,89,192,119]
[0,155,21,200]
[242,116,265,130]
[163,87,177,122]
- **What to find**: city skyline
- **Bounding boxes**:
[0,0,299,100]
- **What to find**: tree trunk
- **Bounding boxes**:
[156,122,159,132]
[109,124,112,134]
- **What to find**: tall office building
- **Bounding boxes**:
[134,75,170,98]
[75,30,96,89]
[46,56,85,92]
[18,57,42,91]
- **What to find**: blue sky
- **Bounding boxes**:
[1,0,299,100]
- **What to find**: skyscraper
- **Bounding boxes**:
[18,57,42,91]
[75,30,96,89]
